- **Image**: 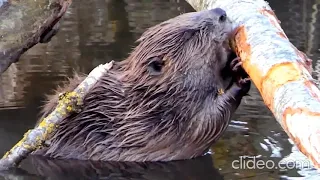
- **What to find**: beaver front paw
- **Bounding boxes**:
[227,77,251,98]
[230,56,251,96]
[237,77,251,96]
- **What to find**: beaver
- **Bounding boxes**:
[33,8,251,161]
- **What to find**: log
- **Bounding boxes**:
[0,61,114,170]
[0,0,72,75]
[185,0,320,169]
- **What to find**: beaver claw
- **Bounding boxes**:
[230,57,242,72]
[230,56,249,79]
[228,77,251,98]
[238,77,250,85]
[228,56,251,96]
[237,77,251,96]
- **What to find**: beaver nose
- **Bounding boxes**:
[210,8,227,22]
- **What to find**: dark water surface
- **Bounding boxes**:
[0,0,319,179]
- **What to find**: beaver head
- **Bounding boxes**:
[124,8,234,90]
[35,8,251,161]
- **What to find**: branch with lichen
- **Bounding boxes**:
[0,61,114,170]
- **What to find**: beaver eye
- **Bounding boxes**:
[147,57,164,76]
[219,14,227,22]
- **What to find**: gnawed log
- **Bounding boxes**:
[0,61,114,170]
[0,0,72,75]
[186,0,320,169]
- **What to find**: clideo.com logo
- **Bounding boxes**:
[232,156,313,170]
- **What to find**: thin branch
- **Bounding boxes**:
[0,61,114,170]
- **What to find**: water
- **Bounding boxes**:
[0,0,319,179]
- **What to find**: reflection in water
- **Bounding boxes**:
[13,154,222,180]
[0,0,320,179]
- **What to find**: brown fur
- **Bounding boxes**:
[33,8,251,161]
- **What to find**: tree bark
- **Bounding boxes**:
[0,0,72,75]
[186,0,320,169]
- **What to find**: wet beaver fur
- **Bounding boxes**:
[33,8,251,161]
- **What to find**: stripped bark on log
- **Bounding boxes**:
[0,0,72,75]
[186,0,320,169]
[0,61,114,170]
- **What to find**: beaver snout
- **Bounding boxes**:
[209,8,227,22]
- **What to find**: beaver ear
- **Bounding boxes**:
[147,57,164,76]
